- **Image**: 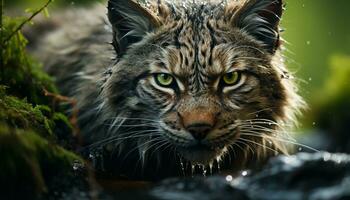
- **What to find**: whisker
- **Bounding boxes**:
[238,137,280,155]
[235,140,255,155]
[83,129,161,150]
[109,117,160,123]
[239,125,296,140]
[239,119,294,129]
[122,138,164,161]
[151,140,171,156]
[112,131,163,147]
[246,108,274,116]
[240,132,319,152]
[105,123,158,128]
[107,118,126,134]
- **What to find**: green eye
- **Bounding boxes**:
[155,73,174,87]
[222,71,240,85]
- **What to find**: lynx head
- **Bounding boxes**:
[99,0,304,170]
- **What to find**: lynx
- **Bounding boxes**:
[34,0,304,180]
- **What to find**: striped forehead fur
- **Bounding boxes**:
[104,1,304,139]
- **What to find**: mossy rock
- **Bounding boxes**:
[0,125,89,199]
[0,13,98,199]
[1,17,58,105]
[0,86,73,143]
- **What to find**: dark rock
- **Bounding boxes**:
[145,152,350,200]
[236,152,350,200]
[0,125,91,200]
[150,176,249,200]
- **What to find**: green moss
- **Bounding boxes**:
[0,86,74,145]
[1,17,58,105]
[0,11,91,199]
[0,86,53,139]
[0,124,86,199]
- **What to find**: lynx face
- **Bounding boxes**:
[134,32,282,164]
[94,0,304,176]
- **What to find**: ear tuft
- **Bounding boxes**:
[108,0,161,57]
[231,0,284,53]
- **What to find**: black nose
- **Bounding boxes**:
[186,123,212,140]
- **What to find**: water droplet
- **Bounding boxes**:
[195,163,206,176]
[312,122,316,126]
[309,77,312,81]
[208,162,213,175]
[216,157,221,172]
[191,164,195,176]
[72,160,83,171]
[226,175,233,182]
[88,153,96,167]
[180,159,185,176]
[298,147,303,151]
[73,165,78,171]
[241,170,248,176]
[141,150,146,166]
[306,41,311,45]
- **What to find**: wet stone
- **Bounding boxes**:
[150,176,249,200]
[142,152,350,200]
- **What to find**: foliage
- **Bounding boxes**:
[0,3,90,198]
[0,125,86,199]
[304,55,350,152]
[283,0,350,99]
[0,86,73,142]
[4,0,104,8]
[1,16,58,105]
[309,55,350,129]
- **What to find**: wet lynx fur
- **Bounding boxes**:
[33,0,304,180]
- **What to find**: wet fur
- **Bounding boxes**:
[32,0,305,180]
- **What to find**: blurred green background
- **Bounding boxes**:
[3,0,350,150]
[4,0,350,96]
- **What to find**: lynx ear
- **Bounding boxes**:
[230,0,283,53]
[108,0,160,57]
